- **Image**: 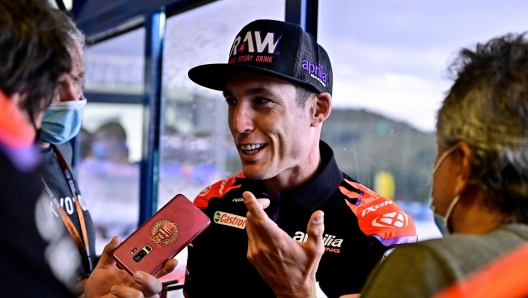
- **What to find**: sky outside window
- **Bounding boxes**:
[319,0,528,132]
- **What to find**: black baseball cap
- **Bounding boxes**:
[188,19,333,95]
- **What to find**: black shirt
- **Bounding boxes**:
[184,141,417,297]
[0,145,76,297]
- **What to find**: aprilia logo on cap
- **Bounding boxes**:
[302,60,328,87]
[214,211,247,229]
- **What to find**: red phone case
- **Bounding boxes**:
[113,194,210,275]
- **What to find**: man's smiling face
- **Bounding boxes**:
[224,72,314,182]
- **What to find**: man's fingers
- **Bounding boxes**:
[257,198,270,209]
[97,236,122,268]
[131,271,162,296]
[306,211,325,255]
[243,191,269,221]
[153,259,178,278]
[110,284,144,298]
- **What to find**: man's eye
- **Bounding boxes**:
[74,75,86,88]
[256,97,271,104]
[225,98,237,105]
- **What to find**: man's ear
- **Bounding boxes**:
[311,92,332,127]
[454,141,473,196]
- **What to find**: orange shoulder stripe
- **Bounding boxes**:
[193,172,245,209]
[340,179,417,245]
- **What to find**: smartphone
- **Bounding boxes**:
[113,194,210,275]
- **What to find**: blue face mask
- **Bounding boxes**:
[91,139,129,161]
[91,142,109,159]
[429,145,459,236]
[39,98,87,144]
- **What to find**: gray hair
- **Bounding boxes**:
[437,33,528,222]
[53,9,85,49]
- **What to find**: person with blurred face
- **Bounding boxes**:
[91,121,130,163]
[0,3,176,296]
[241,33,528,298]
[0,0,75,295]
[182,19,417,298]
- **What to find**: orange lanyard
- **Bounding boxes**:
[41,144,92,272]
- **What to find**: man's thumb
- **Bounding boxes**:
[98,236,121,267]
[306,211,324,253]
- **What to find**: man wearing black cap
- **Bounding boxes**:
[184,19,417,297]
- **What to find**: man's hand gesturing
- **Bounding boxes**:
[243,191,325,298]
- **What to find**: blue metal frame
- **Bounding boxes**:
[285,0,319,39]
[74,0,214,39]
[71,0,87,17]
[83,92,142,104]
[138,9,166,225]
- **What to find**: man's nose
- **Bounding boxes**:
[231,104,254,134]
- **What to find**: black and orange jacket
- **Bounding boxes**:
[184,141,417,298]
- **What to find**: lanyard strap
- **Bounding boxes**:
[42,145,93,272]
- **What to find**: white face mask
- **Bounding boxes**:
[430,145,460,236]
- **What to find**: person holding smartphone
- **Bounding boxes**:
[36,11,96,293]
[36,10,101,294]
[37,9,181,297]
[0,1,176,296]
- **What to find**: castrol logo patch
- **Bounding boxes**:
[214,211,246,229]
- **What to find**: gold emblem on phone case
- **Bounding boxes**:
[151,219,179,246]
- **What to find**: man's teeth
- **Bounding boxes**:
[240,144,264,151]
[240,144,265,154]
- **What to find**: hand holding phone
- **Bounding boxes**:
[113,194,210,275]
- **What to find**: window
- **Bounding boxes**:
[159,0,286,205]
[318,0,528,241]
[159,0,285,293]
[77,28,145,254]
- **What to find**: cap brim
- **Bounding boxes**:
[188,63,316,92]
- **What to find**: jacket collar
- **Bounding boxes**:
[278,141,343,211]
